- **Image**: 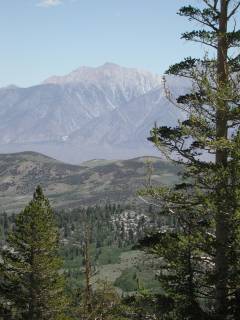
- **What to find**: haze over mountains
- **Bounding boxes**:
[0,63,188,164]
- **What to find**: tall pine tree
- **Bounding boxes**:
[0,186,69,320]
[140,1,240,319]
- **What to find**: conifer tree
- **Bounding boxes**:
[140,1,240,319]
[139,189,214,319]
[0,186,69,320]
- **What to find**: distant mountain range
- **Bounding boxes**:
[0,63,189,164]
[0,151,179,212]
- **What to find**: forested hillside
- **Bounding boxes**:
[0,201,173,314]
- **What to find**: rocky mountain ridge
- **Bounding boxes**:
[0,63,189,163]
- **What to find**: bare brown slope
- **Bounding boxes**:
[0,152,179,212]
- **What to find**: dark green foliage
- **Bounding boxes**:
[114,268,139,292]
[139,189,212,319]
[166,57,199,76]
[0,202,163,297]
[0,186,69,320]
[140,1,240,319]
[57,203,164,293]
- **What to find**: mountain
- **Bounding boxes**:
[0,63,188,163]
[0,151,180,212]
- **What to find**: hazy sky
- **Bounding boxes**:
[1,0,203,87]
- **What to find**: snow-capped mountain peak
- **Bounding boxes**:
[0,64,187,163]
[43,62,163,90]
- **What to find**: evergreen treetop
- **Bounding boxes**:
[0,185,69,320]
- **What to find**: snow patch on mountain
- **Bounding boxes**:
[0,64,190,163]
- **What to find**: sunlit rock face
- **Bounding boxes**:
[0,64,188,164]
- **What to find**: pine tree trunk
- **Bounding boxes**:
[215,1,229,318]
